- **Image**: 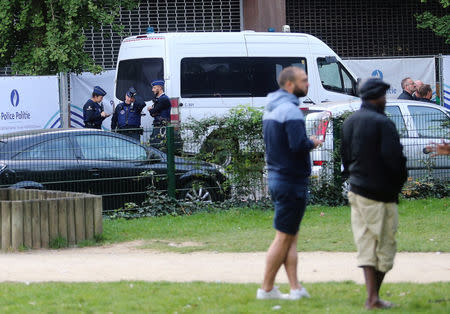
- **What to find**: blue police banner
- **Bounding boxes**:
[0,76,60,134]
[343,58,436,100]
[443,55,450,109]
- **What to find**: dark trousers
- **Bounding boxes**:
[116,128,141,142]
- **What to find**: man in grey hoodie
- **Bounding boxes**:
[257,67,322,300]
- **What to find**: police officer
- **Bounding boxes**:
[111,87,146,141]
[149,80,171,125]
[148,80,171,147]
[83,86,110,129]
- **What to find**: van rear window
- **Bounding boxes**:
[116,58,164,101]
[181,57,307,98]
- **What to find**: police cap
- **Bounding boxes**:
[126,87,137,98]
[151,80,165,87]
[93,86,107,96]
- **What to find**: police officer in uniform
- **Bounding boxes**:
[111,87,146,141]
[149,80,171,147]
[83,86,110,129]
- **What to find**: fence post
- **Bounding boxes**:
[167,125,176,198]
[59,72,70,128]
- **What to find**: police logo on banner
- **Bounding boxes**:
[10,89,19,107]
[371,70,383,80]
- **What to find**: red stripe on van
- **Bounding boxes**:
[171,114,179,121]
[170,99,179,107]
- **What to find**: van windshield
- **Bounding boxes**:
[317,57,356,96]
[116,58,164,101]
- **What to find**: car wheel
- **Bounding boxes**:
[181,180,216,202]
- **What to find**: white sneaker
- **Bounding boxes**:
[256,286,288,300]
[288,287,310,300]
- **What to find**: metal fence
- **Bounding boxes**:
[0,112,449,212]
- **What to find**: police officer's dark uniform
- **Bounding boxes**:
[111,87,146,141]
[149,80,172,147]
[83,86,107,129]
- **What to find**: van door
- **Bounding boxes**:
[244,34,312,107]
[115,35,167,129]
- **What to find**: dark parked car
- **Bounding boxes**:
[0,129,227,210]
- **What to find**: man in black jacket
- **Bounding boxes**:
[341,78,407,310]
[397,77,416,100]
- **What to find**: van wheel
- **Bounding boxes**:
[200,129,239,167]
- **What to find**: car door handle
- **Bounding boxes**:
[88,168,100,176]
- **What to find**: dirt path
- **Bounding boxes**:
[1,241,448,284]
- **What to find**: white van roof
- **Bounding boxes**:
[121,31,334,51]
[122,31,321,42]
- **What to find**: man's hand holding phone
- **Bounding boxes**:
[310,135,323,149]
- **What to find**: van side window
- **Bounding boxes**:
[116,58,164,101]
[317,58,356,96]
[181,57,251,98]
[250,57,307,97]
[181,57,307,98]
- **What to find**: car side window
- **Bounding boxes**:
[14,138,75,160]
[385,106,408,137]
[408,106,450,139]
[75,135,148,161]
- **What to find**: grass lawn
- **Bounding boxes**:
[103,198,449,253]
[0,282,448,313]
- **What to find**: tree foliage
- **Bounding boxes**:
[0,0,138,75]
[416,0,450,44]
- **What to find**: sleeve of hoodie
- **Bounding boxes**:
[284,108,314,153]
[380,119,408,188]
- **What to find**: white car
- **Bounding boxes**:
[303,100,450,181]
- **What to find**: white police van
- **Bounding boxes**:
[114,30,359,151]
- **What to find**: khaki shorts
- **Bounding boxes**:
[348,191,398,273]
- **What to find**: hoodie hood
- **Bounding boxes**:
[265,89,300,112]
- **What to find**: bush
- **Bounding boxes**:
[107,186,207,219]
[184,105,266,200]
[402,177,449,199]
